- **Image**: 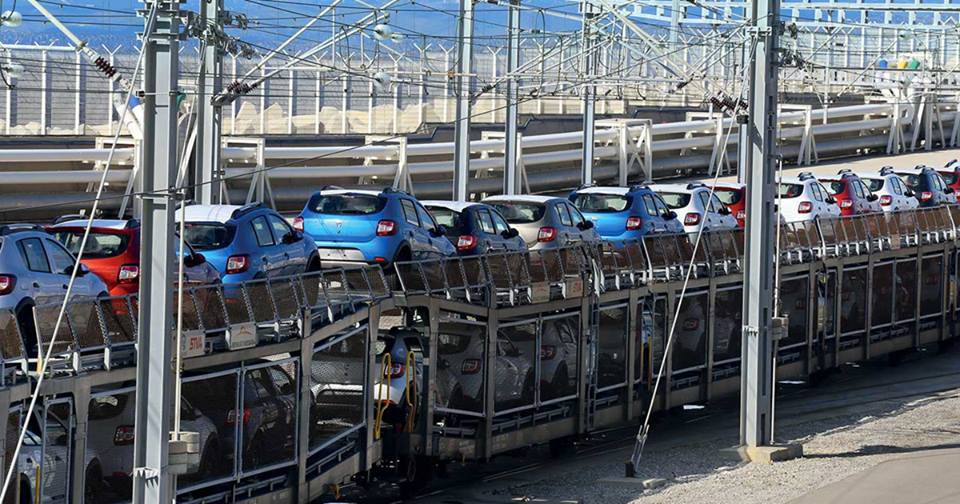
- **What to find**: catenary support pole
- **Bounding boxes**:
[453,0,475,201]
[194,0,224,204]
[580,1,598,186]
[132,0,179,501]
[504,0,521,195]
[740,0,779,449]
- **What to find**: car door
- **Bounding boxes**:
[474,208,500,252]
[566,203,594,242]
[709,193,738,229]
[15,237,60,307]
[267,214,304,276]
[44,238,99,301]
[400,199,430,260]
[640,194,662,234]
[250,215,284,277]
[696,191,719,230]
[415,201,450,258]
[553,203,574,245]
[490,210,522,251]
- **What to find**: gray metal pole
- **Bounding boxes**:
[132,0,179,500]
[504,0,521,195]
[195,0,224,204]
[740,0,779,449]
[453,0,474,201]
[580,1,598,186]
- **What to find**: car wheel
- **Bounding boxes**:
[388,246,411,290]
[198,436,220,480]
[15,303,36,356]
[18,477,30,504]
[549,365,568,398]
[306,255,322,273]
[84,462,103,503]
[520,371,535,406]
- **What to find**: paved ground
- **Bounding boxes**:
[409,346,960,504]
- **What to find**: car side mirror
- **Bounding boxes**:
[69,263,90,276]
[905,189,915,197]
[282,231,303,244]
[867,193,879,202]
[502,228,520,239]
[185,252,206,267]
[665,211,677,220]
[577,220,594,230]
[826,196,837,204]
[947,187,955,194]
[431,225,446,237]
[717,206,731,215]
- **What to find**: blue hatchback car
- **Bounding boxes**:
[568,185,683,241]
[180,204,320,283]
[421,200,526,255]
[295,188,457,267]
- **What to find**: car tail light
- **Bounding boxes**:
[225,255,249,275]
[292,216,304,233]
[840,199,853,208]
[920,191,933,202]
[684,213,701,226]
[117,264,139,284]
[625,216,643,231]
[114,425,135,446]
[683,318,699,331]
[387,362,405,379]
[226,407,252,425]
[0,275,15,295]
[736,210,746,221]
[376,219,397,236]
[879,195,892,206]
[540,345,557,360]
[798,201,813,214]
[456,235,478,252]
[537,226,557,242]
[461,358,481,374]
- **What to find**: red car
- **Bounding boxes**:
[712,183,746,228]
[818,170,881,216]
[938,160,960,202]
[48,218,219,297]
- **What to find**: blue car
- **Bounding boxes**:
[180,204,320,283]
[294,188,457,267]
[568,185,683,241]
[421,201,526,255]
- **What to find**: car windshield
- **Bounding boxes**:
[658,192,691,209]
[713,188,742,205]
[427,207,464,236]
[572,193,631,213]
[438,332,472,353]
[778,183,804,198]
[183,222,236,250]
[308,193,386,215]
[53,230,129,259]
[491,202,545,224]
[863,178,884,192]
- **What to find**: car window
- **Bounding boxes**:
[934,174,948,191]
[567,204,585,225]
[477,209,496,234]
[709,194,727,214]
[942,173,958,185]
[307,193,386,215]
[251,216,276,247]
[696,191,711,212]
[46,239,77,274]
[653,195,672,217]
[490,210,510,234]
[779,184,804,198]
[556,203,573,226]
[267,215,292,241]
[53,230,128,259]
[428,207,462,235]
[863,178,884,193]
[853,180,867,198]
[401,199,419,227]
[183,222,236,251]
[713,188,742,205]
[571,193,631,212]
[810,184,825,202]
[893,178,905,195]
[818,184,833,199]
[642,194,658,217]
[658,192,690,209]
[825,181,844,195]
[898,173,920,189]
[415,203,437,230]
[17,238,51,273]
[491,202,545,224]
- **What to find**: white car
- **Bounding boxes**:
[16,408,102,503]
[857,167,919,213]
[649,183,739,234]
[778,173,841,223]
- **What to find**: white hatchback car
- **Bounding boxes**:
[649,183,739,234]
[857,167,919,213]
[778,173,841,223]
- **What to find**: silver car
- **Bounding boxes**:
[0,225,108,355]
[483,195,600,250]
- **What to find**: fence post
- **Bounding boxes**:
[40,48,49,135]
[74,51,83,135]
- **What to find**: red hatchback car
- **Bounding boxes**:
[48,218,219,297]
[818,170,881,216]
[938,160,960,202]
[712,183,746,228]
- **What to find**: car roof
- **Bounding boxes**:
[49,219,134,230]
[712,182,744,190]
[420,200,480,212]
[574,186,631,195]
[894,166,930,174]
[483,194,559,204]
[780,176,813,185]
[648,183,701,193]
[181,204,246,223]
[317,189,384,197]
